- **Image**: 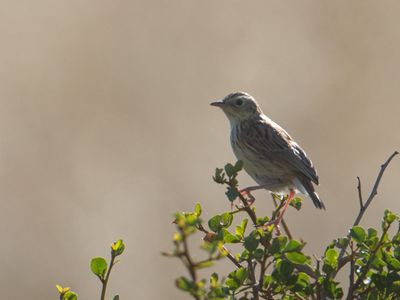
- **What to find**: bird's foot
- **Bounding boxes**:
[238,188,256,206]
[230,189,255,211]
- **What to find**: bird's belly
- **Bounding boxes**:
[232,142,293,193]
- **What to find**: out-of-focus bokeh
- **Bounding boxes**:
[1,1,399,299]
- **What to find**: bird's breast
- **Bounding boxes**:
[230,124,291,182]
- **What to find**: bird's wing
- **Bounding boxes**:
[246,118,319,185]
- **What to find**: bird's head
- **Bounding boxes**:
[210,92,262,123]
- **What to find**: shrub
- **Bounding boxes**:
[164,152,399,300]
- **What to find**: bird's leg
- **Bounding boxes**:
[237,189,255,207]
[238,184,269,207]
[266,190,295,233]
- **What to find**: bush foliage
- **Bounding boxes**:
[165,152,400,300]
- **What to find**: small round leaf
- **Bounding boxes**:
[90,257,108,278]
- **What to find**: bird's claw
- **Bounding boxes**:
[229,188,256,211]
[238,188,256,206]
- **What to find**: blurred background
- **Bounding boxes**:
[1,0,400,299]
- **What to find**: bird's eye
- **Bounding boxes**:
[235,99,243,106]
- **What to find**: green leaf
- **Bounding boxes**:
[244,235,259,252]
[285,252,309,265]
[234,160,243,172]
[324,249,338,268]
[284,239,303,252]
[56,285,70,295]
[295,272,310,289]
[235,218,248,239]
[256,216,270,226]
[253,248,265,262]
[387,257,400,270]
[289,197,303,211]
[220,213,233,228]
[196,260,214,269]
[90,257,108,279]
[176,277,194,291]
[185,213,199,226]
[350,226,366,243]
[371,256,386,270]
[208,215,222,232]
[384,209,397,224]
[226,267,248,291]
[225,187,239,202]
[224,163,236,177]
[235,267,248,283]
[56,285,64,294]
[270,236,288,254]
[63,291,78,300]
[239,249,250,261]
[225,278,239,290]
[210,273,218,287]
[368,228,378,238]
[111,239,125,257]
[213,168,225,184]
[112,296,120,300]
[222,229,240,243]
[323,278,343,299]
[276,259,294,277]
[263,274,273,288]
[335,238,349,249]
[194,203,202,216]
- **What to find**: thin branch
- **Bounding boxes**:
[338,151,398,263]
[237,193,258,225]
[348,241,355,296]
[247,259,260,300]
[258,249,269,292]
[352,151,398,229]
[197,223,243,269]
[181,229,197,284]
[336,255,353,273]
[347,222,392,299]
[357,176,363,209]
[100,254,116,300]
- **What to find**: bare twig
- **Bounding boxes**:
[352,151,398,229]
[357,176,363,209]
[338,151,398,263]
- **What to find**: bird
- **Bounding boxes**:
[211,91,325,225]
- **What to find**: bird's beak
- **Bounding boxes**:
[210,101,224,107]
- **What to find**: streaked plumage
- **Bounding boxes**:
[211,91,325,210]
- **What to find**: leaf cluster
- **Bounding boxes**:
[166,159,400,300]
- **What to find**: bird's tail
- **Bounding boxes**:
[301,179,325,210]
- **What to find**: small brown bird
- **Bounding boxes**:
[211,92,325,224]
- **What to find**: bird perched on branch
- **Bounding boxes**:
[211,92,325,225]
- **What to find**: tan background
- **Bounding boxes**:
[1,1,400,299]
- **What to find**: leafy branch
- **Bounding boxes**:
[166,151,399,299]
[56,239,125,300]
[337,151,398,262]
